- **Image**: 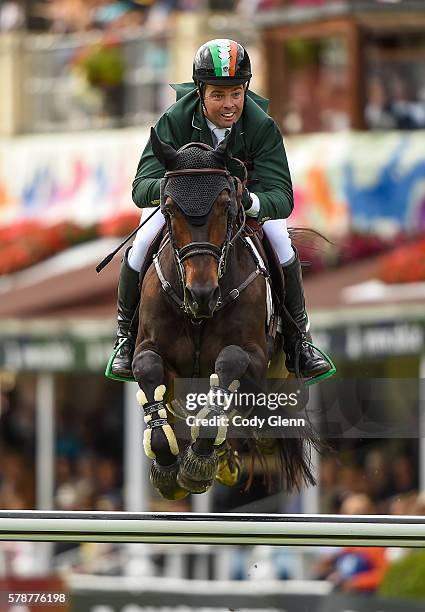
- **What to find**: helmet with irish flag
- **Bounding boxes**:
[192,39,252,86]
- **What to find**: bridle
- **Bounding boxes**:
[153,146,264,320]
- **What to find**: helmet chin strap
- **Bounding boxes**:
[197,82,207,112]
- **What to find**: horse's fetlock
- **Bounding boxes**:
[140,392,179,461]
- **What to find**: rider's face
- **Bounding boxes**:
[202,84,245,129]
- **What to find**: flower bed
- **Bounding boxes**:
[378,238,425,284]
[0,211,140,276]
[1,213,422,282]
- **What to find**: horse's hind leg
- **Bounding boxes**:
[133,349,189,500]
[178,345,251,493]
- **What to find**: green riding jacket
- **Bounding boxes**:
[132,82,294,223]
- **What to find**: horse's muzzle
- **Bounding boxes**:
[185,284,221,318]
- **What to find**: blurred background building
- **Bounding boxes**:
[0,0,424,606]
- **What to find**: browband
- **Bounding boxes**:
[165,168,231,179]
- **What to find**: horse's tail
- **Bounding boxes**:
[274,428,331,491]
[288,226,336,248]
[242,421,332,492]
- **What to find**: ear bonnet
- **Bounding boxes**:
[161,143,236,221]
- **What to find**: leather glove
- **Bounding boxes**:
[242,187,253,211]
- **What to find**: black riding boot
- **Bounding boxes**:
[282,250,331,379]
[111,248,140,378]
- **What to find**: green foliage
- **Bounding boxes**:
[81,44,125,88]
[379,551,425,600]
[285,39,320,68]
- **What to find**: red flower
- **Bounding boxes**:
[378,239,425,284]
[0,219,97,275]
[98,211,140,237]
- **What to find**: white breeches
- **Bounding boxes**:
[127,209,294,272]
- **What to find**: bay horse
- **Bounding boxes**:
[132,126,317,500]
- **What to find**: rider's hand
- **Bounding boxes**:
[242,187,253,211]
[242,188,260,218]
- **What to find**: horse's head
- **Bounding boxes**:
[151,127,238,319]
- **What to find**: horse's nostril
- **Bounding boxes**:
[185,286,198,309]
[185,284,220,315]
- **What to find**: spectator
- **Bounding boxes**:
[90,0,143,30]
[364,449,395,507]
[365,76,396,130]
[0,0,25,31]
[389,491,417,516]
[391,453,417,495]
[48,0,92,33]
[389,74,425,129]
[314,494,389,594]
[319,455,344,514]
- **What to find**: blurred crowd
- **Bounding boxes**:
[366,74,425,131]
[0,0,284,34]
[0,379,421,518]
[0,380,423,593]
[0,375,425,514]
[0,377,124,513]
[319,447,419,516]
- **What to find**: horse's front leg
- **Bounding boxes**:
[133,349,188,500]
[178,344,263,493]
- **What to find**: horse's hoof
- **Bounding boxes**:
[150,460,190,500]
[215,443,243,488]
[177,445,218,494]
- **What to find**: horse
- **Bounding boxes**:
[132,126,318,500]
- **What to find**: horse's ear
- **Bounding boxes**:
[214,124,236,165]
[150,127,178,169]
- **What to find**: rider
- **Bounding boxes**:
[111,38,333,381]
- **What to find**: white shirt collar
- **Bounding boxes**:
[205,117,229,144]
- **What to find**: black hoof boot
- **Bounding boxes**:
[150,460,189,500]
[177,445,218,494]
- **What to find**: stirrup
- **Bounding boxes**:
[303,342,336,386]
[105,337,136,382]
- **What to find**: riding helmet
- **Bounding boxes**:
[193,39,252,87]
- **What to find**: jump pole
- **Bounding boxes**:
[0,512,425,547]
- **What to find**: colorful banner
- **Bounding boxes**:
[0,128,147,227]
[1,129,424,237]
[287,130,425,238]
